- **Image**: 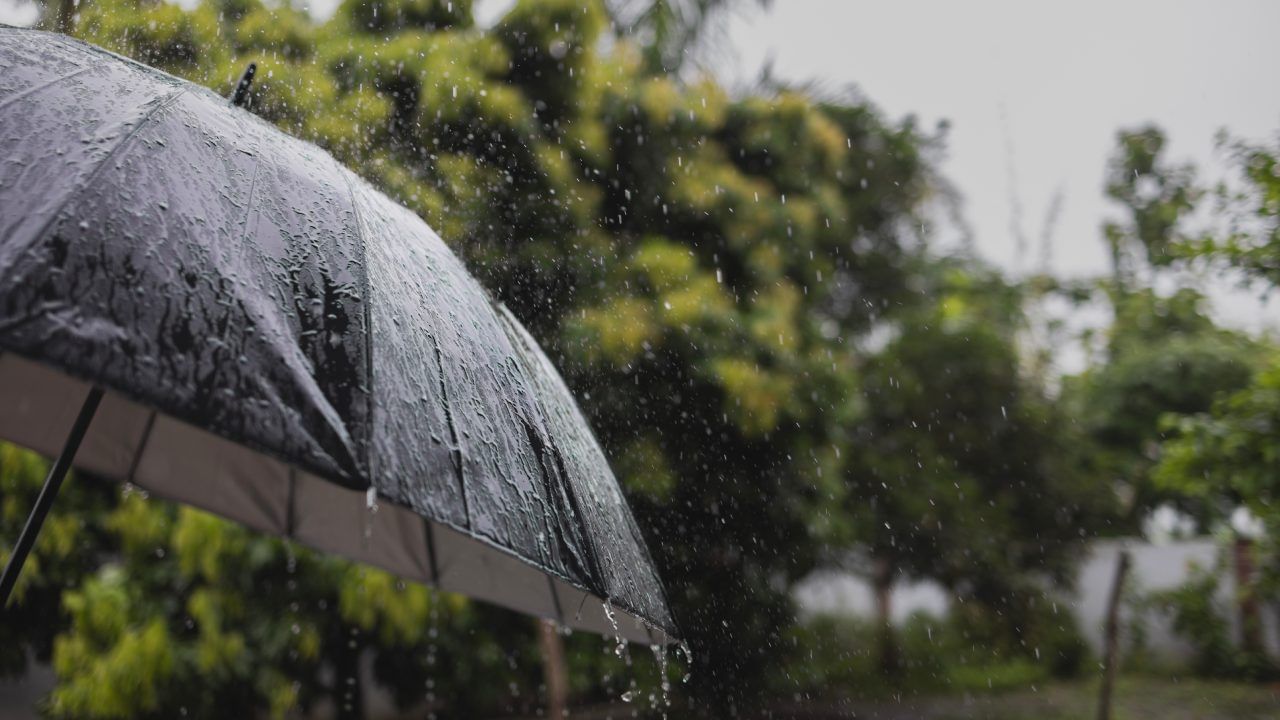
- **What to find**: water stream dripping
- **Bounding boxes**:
[425,595,439,719]
[601,598,637,704]
[677,641,694,684]
[601,598,624,657]
[362,486,378,546]
[651,642,671,719]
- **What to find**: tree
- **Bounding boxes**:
[1065,288,1262,529]
[0,449,117,677]
[607,0,772,74]
[1066,127,1264,531]
[839,260,1113,675]
[1101,125,1201,285]
[1154,131,1280,600]
[1156,362,1280,546]
[1174,134,1280,288]
[1,0,940,714]
[1153,361,1280,672]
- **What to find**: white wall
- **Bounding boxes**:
[793,537,1278,660]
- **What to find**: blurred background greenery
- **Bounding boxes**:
[1,0,1279,717]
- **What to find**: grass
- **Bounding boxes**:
[764,676,1280,719]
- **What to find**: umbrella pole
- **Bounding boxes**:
[0,386,103,609]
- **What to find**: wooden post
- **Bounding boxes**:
[56,0,76,34]
[1234,536,1264,656]
[872,555,900,678]
[1097,550,1131,720]
[538,619,569,718]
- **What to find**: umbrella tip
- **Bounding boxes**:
[230,62,257,108]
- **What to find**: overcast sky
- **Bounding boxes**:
[724,0,1280,282]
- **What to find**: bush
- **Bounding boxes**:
[781,602,1088,701]
[1141,560,1277,681]
[944,597,1089,680]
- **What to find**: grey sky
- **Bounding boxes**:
[725,0,1280,280]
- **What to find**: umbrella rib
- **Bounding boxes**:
[0,88,187,289]
[337,170,377,489]
[236,154,263,242]
[572,591,591,623]
[546,574,565,625]
[495,307,608,583]
[0,65,92,113]
[423,520,440,584]
[622,507,680,635]
[497,308,678,636]
[124,409,158,483]
[431,337,471,528]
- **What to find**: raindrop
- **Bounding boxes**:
[651,642,671,718]
[677,641,694,684]
[363,486,378,544]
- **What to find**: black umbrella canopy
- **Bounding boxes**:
[0,27,677,644]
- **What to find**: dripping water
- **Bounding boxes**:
[362,486,378,547]
[601,598,635,705]
[425,593,439,719]
[650,642,671,719]
[677,641,694,684]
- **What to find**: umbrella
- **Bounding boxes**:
[0,26,677,646]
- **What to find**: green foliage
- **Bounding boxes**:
[1103,125,1202,281]
[945,596,1089,682]
[845,263,1115,628]
[1156,361,1280,534]
[782,614,941,697]
[783,603,1086,700]
[1174,134,1280,289]
[0,446,117,677]
[25,487,573,719]
[337,0,472,35]
[1067,289,1261,526]
[1066,131,1267,529]
[1145,564,1234,676]
[1138,560,1276,681]
[608,0,772,74]
[50,569,176,718]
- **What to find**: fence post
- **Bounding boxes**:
[539,619,568,717]
[1234,535,1264,656]
[1097,549,1131,720]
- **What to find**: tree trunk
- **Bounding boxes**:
[871,555,900,678]
[538,618,569,718]
[56,0,76,34]
[1097,550,1130,720]
[1234,535,1264,656]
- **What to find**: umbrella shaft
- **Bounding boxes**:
[0,386,103,609]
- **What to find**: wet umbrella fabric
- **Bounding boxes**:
[0,27,676,644]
